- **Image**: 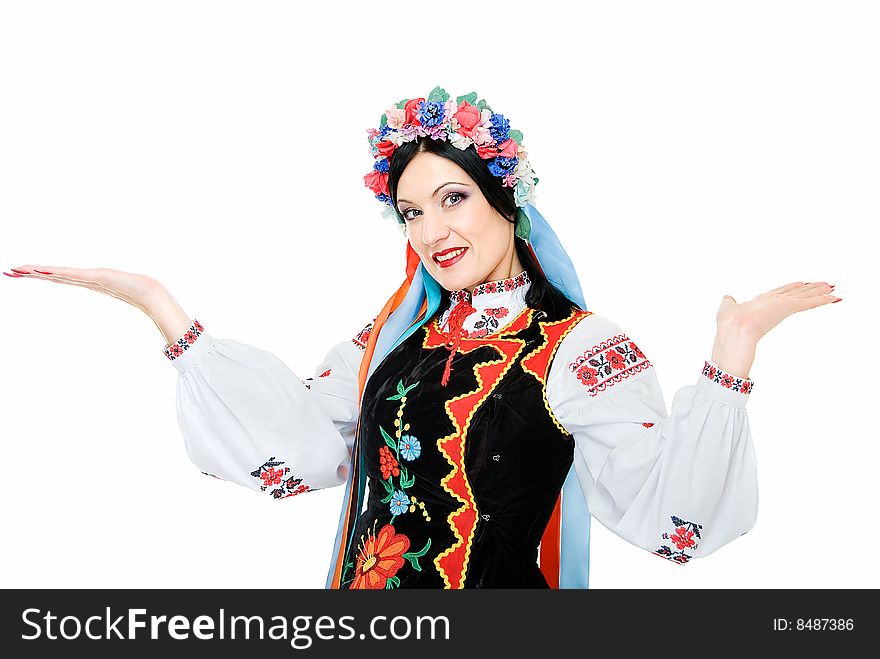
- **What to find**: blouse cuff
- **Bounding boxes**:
[163,318,213,373]
[695,359,755,408]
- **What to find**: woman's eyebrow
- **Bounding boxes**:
[398,181,469,205]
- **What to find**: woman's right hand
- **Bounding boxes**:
[5,264,194,346]
[5,265,165,313]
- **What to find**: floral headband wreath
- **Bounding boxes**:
[363,86,540,226]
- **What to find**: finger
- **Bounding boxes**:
[10,267,145,308]
[770,281,810,294]
[797,293,840,310]
[788,282,834,298]
[11,265,108,287]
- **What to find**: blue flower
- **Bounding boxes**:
[399,435,421,461]
[489,114,511,143]
[417,100,446,128]
[390,490,409,515]
[376,192,392,204]
[373,158,390,173]
[378,124,392,139]
[487,156,518,178]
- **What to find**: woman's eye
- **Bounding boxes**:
[400,192,466,221]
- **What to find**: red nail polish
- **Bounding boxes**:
[34,270,53,274]
[831,297,843,303]
[10,268,30,274]
[3,272,23,278]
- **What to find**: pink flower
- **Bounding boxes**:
[497,139,518,158]
[453,101,481,136]
[385,106,406,129]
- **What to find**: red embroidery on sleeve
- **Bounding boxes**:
[319,369,332,377]
[653,515,703,565]
[567,334,652,397]
[352,318,377,350]
[702,360,754,394]
[250,456,318,499]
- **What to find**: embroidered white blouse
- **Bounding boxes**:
[164,270,758,565]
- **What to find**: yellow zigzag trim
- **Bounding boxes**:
[424,309,533,588]
[520,309,593,436]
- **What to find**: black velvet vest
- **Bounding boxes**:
[340,304,591,589]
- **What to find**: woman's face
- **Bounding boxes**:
[396,151,523,295]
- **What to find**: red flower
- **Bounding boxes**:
[379,446,400,480]
[350,524,411,589]
[375,140,397,159]
[605,348,626,370]
[476,143,499,159]
[364,170,389,197]
[260,467,286,487]
[403,98,425,126]
[629,341,645,360]
[670,526,697,550]
[575,366,599,388]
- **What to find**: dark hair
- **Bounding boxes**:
[387,137,580,319]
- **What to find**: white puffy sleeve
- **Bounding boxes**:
[162,317,375,499]
[546,312,759,564]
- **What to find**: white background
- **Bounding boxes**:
[1,1,876,589]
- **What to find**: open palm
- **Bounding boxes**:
[717,281,839,342]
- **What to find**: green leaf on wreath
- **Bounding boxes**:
[457,92,478,105]
[509,129,523,144]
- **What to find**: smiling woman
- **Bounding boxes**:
[6,86,839,590]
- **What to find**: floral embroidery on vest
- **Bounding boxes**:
[342,378,433,589]
[250,456,317,499]
[653,515,703,565]
[567,333,652,397]
[701,360,754,394]
[163,318,205,361]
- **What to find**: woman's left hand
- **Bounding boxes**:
[716,281,840,342]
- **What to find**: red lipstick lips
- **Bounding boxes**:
[433,247,468,268]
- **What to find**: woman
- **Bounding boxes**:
[5,87,841,589]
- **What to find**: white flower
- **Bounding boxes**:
[448,131,473,150]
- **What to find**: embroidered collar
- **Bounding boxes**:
[438,270,532,339]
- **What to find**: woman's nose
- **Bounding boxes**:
[420,212,450,246]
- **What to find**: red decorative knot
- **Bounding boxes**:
[701,360,754,394]
[163,319,205,361]
[440,296,476,386]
